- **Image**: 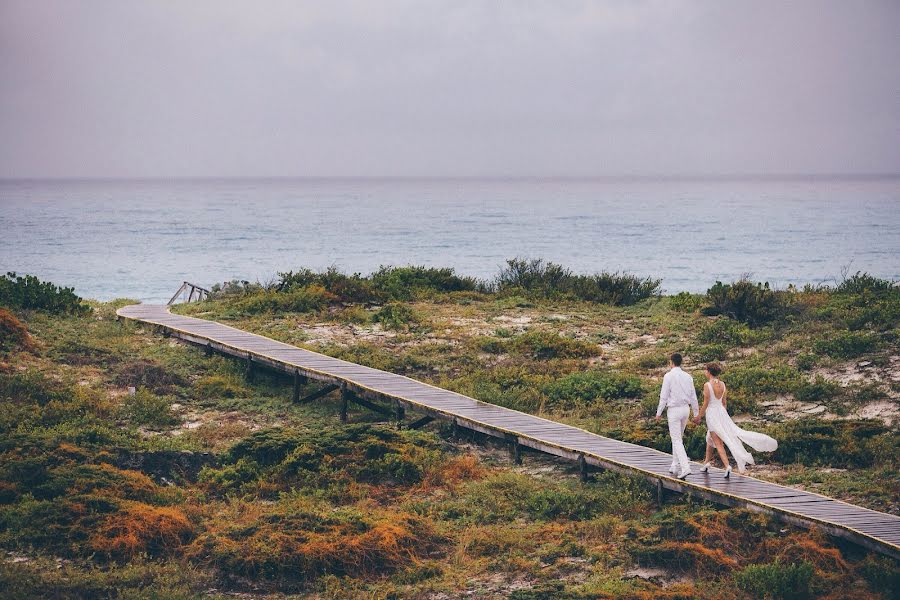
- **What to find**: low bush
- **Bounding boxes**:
[194,374,248,399]
[0,272,88,314]
[703,279,786,326]
[813,331,881,359]
[112,359,186,395]
[187,496,442,581]
[277,266,380,303]
[436,471,650,525]
[724,364,802,396]
[691,343,729,362]
[633,351,669,369]
[232,285,335,314]
[734,561,815,600]
[90,502,193,559]
[668,291,705,313]
[370,265,480,299]
[445,366,548,414]
[494,258,660,305]
[795,353,817,371]
[200,425,443,499]
[793,376,839,403]
[508,330,600,360]
[835,271,895,295]
[696,318,754,346]
[121,389,180,429]
[372,303,419,330]
[771,419,894,468]
[543,370,643,410]
[0,308,35,352]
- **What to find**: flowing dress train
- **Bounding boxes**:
[704,381,777,472]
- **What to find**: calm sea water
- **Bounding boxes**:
[1,177,898,303]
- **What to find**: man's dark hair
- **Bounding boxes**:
[670,353,683,366]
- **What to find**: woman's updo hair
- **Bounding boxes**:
[706,362,723,376]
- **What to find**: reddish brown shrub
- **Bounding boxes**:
[90,501,193,558]
[187,500,442,581]
[422,455,487,490]
[0,308,35,352]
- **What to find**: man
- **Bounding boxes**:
[655,353,699,479]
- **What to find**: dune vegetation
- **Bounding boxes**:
[1,262,898,598]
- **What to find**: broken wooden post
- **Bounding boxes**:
[395,400,405,429]
[292,370,301,403]
[245,352,254,382]
[579,455,588,482]
[204,342,213,357]
[656,479,665,507]
[340,384,350,423]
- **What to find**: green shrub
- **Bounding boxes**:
[509,330,599,360]
[232,285,335,314]
[692,343,729,362]
[668,291,705,313]
[734,561,815,600]
[544,370,643,409]
[794,376,839,403]
[835,271,894,295]
[0,272,89,314]
[202,425,442,498]
[857,555,900,596]
[772,419,893,468]
[795,353,817,371]
[724,364,801,396]
[703,279,785,326]
[371,265,481,300]
[112,359,186,395]
[277,267,380,303]
[697,318,754,346]
[633,351,669,369]
[122,389,180,429]
[440,471,649,525]
[494,258,660,305]
[445,367,547,414]
[813,331,881,359]
[194,375,248,399]
[372,303,419,330]
[474,336,507,354]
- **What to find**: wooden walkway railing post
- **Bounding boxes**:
[167,281,211,306]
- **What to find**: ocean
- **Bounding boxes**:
[1,177,898,303]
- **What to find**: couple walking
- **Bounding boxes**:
[655,353,777,480]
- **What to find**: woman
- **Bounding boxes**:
[694,362,777,478]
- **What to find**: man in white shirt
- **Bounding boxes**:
[655,353,699,479]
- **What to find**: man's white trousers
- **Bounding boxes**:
[667,405,691,474]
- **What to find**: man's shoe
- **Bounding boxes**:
[677,469,691,480]
[668,465,677,475]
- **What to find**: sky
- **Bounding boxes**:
[1,1,898,178]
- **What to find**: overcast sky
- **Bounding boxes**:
[1,1,898,178]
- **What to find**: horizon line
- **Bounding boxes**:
[2,172,900,183]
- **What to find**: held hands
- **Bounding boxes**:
[693,416,702,425]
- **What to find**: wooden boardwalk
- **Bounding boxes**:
[117,303,900,559]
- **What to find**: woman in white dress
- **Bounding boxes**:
[693,362,778,478]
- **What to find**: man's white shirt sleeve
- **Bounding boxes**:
[689,375,699,416]
[657,372,671,417]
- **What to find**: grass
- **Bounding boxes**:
[0,270,897,597]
